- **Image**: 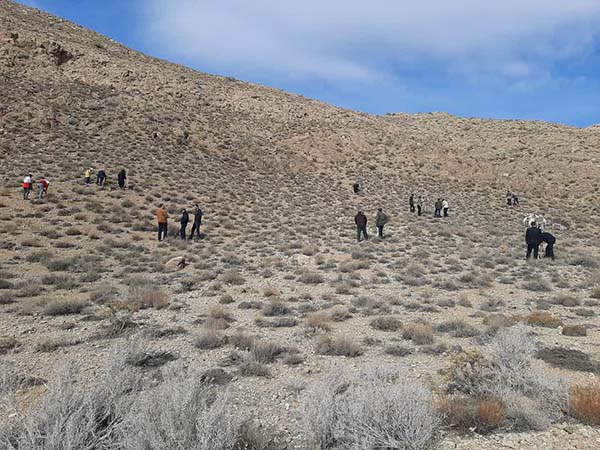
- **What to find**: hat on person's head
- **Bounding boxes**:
[378,208,382,211]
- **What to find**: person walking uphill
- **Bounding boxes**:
[38,177,49,199]
[22,174,33,199]
[179,208,189,240]
[118,169,127,189]
[85,168,92,184]
[157,204,169,242]
[375,208,389,238]
[417,196,423,216]
[541,230,556,260]
[355,210,369,242]
[525,221,543,259]
[96,169,106,186]
[409,194,415,213]
[189,204,203,240]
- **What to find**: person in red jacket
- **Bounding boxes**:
[38,177,49,199]
[22,173,33,199]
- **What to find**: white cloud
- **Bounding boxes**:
[138,0,600,85]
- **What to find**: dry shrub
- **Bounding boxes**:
[436,320,480,337]
[328,305,350,322]
[298,271,324,285]
[127,286,169,310]
[475,399,506,433]
[369,316,401,332]
[262,299,290,316]
[445,325,568,431]
[263,286,279,297]
[205,317,230,330]
[301,244,319,256]
[553,294,581,307]
[570,383,600,425]
[316,336,362,357]
[42,298,89,316]
[306,312,332,331]
[222,270,246,285]
[208,305,233,321]
[304,368,440,450]
[525,311,562,328]
[195,331,226,350]
[402,323,435,345]
[0,336,18,354]
[562,325,587,337]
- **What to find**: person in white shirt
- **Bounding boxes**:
[23,174,33,200]
[442,199,449,217]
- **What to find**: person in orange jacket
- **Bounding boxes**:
[157,204,169,241]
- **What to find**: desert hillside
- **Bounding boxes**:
[1,1,600,449]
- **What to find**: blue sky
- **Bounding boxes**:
[17,0,600,127]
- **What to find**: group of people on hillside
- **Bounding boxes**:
[84,168,128,189]
[354,208,389,241]
[525,221,556,260]
[22,174,49,200]
[506,191,520,206]
[409,194,449,217]
[156,204,204,242]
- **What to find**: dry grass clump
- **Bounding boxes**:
[535,347,599,373]
[402,323,435,345]
[195,330,227,350]
[369,316,401,332]
[436,320,480,337]
[570,383,600,425]
[208,304,234,322]
[34,336,81,352]
[0,336,19,354]
[262,299,291,316]
[239,355,271,377]
[552,293,581,307]
[522,278,553,292]
[221,270,246,285]
[562,325,587,337]
[127,286,169,310]
[304,369,440,450]
[384,344,414,357]
[263,285,279,297]
[301,244,319,256]
[316,335,362,357]
[525,311,563,328]
[298,271,324,285]
[328,305,351,322]
[306,312,332,331]
[42,298,89,316]
[438,396,506,434]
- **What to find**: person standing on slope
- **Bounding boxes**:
[525,221,543,259]
[375,208,389,238]
[118,169,127,189]
[85,168,92,184]
[434,199,443,218]
[189,204,203,240]
[37,176,49,200]
[353,181,361,194]
[22,173,33,200]
[417,196,423,216]
[442,199,449,217]
[355,210,369,242]
[157,204,169,242]
[541,230,556,260]
[506,191,512,206]
[179,208,189,240]
[96,169,106,186]
[409,194,415,213]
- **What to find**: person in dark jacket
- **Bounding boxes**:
[117,169,127,189]
[541,231,556,260]
[375,208,389,238]
[409,194,415,213]
[96,169,106,186]
[525,222,543,259]
[353,182,360,194]
[179,208,189,240]
[189,204,203,240]
[355,210,368,242]
[417,196,422,216]
[434,199,443,217]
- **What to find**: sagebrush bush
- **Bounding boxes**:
[445,325,568,431]
[304,368,440,450]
